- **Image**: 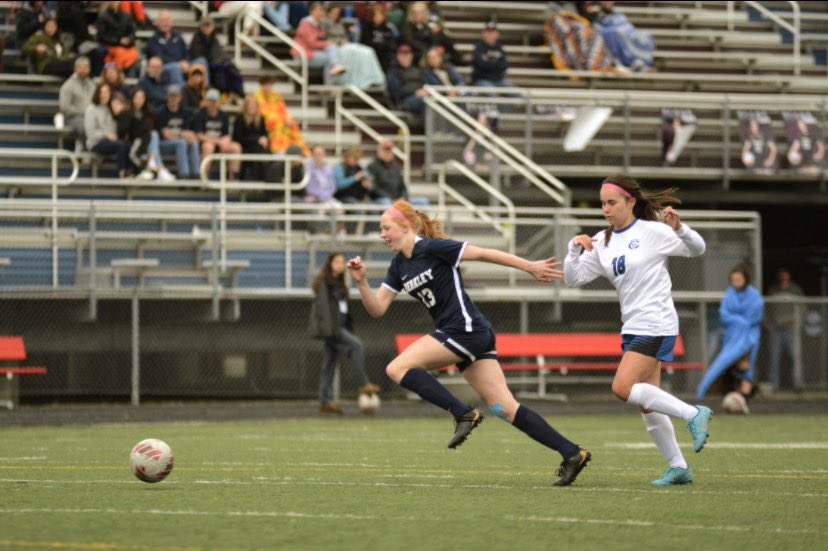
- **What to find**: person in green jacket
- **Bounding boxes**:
[22,16,74,78]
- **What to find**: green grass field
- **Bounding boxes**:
[1,412,826,551]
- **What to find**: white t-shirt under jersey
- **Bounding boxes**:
[563,218,706,335]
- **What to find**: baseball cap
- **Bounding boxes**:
[484,21,497,30]
[205,88,220,101]
[200,16,214,26]
[397,44,412,54]
[167,84,182,96]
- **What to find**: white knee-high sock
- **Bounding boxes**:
[642,412,687,469]
[627,383,698,420]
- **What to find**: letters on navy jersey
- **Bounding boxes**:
[382,237,492,333]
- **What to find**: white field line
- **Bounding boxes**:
[505,515,823,536]
[606,442,828,449]
[3,478,828,498]
[0,457,47,461]
[0,508,821,536]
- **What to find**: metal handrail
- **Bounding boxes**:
[0,148,79,287]
[200,152,309,283]
[235,12,309,130]
[742,1,800,76]
[334,85,411,184]
[424,90,569,206]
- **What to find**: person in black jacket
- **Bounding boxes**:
[189,17,244,100]
[360,3,396,73]
[309,252,380,414]
[231,94,270,181]
[386,44,426,116]
[472,22,512,88]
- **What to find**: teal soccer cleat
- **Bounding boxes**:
[687,405,713,452]
[651,466,694,486]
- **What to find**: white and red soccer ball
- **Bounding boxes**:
[358,392,381,414]
[130,438,175,483]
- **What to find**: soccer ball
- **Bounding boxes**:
[358,393,381,414]
[130,438,175,483]
[722,391,749,415]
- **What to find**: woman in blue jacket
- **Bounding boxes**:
[696,264,764,401]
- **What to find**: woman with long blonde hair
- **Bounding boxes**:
[348,200,591,486]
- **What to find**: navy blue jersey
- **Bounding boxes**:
[382,237,492,333]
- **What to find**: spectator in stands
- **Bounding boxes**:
[765,267,805,392]
[263,1,293,32]
[422,46,464,94]
[360,3,397,73]
[334,145,374,205]
[322,4,385,89]
[367,139,426,206]
[145,11,194,87]
[696,263,764,406]
[136,56,167,111]
[593,1,654,72]
[401,1,462,66]
[215,1,264,37]
[305,145,346,235]
[192,88,242,180]
[110,91,151,178]
[386,44,426,116]
[16,1,49,47]
[232,94,270,181]
[155,84,200,180]
[309,252,380,415]
[56,2,94,55]
[292,1,348,85]
[59,56,95,146]
[22,16,75,78]
[95,1,140,77]
[182,63,208,110]
[472,22,511,88]
[100,62,130,98]
[85,83,129,178]
[188,17,244,102]
[131,87,175,181]
[255,74,308,154]
[120,1,152,30]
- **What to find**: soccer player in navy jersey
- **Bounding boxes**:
[347,200,591,486]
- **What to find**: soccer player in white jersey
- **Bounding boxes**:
[563,174,712,486]
[348,200,591,486]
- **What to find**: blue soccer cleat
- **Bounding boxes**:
[687,405,713,452]
[651,466,694,486]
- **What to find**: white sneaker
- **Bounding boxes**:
[137,169,155,180]
[157,168,176,181]
[147,158,159,171]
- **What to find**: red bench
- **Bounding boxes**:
[395,333,704,401]
[0,336,47,409]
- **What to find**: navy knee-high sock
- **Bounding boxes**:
[399,368,471,419]
[512,404,579,459]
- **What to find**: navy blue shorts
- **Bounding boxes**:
[430,328,497,371]
[621,334,677,362]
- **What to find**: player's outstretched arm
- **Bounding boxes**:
[347,256,396,318]
[462,244,563,282]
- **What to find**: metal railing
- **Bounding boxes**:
[0,148,79,287]
[234,11,309,130]
[424,86,571,207]
[740,1,801,76]
[334,85,411,185]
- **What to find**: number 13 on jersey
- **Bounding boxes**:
[415,288,436,308]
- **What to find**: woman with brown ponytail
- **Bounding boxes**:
[563,174,710,487]
[347,200,592,486]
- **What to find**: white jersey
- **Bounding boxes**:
[563,218,706,335]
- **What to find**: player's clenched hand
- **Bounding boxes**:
[662,206,682,231]
[571,234,597,252]
[347,256,367,283]
[529,256,564,281]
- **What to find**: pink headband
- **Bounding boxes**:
[601,182,632,198]
[384,207,408,224]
